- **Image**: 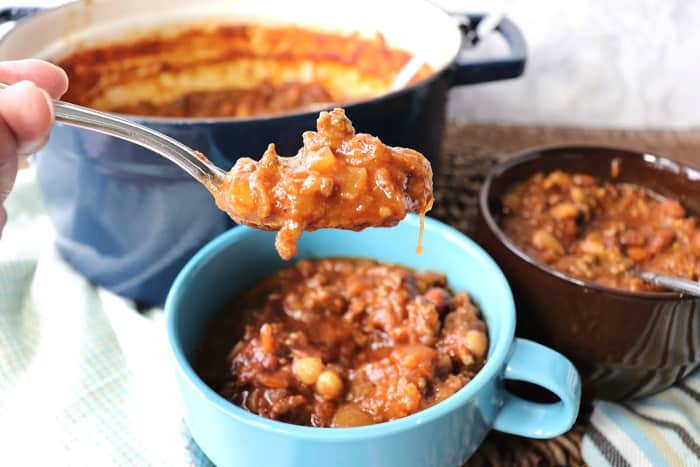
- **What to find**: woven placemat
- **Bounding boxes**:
[433,123,700,467]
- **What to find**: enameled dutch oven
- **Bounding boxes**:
[165,214,580,467]
[0,0,526,305]
[476,145,700,401]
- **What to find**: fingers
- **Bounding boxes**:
[0,80,54,157]
[0,80,53,220]
[0,60,65,237]
[0,118,19,207]
[0,59,68,99]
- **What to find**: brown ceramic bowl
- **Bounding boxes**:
[475,145,700,401]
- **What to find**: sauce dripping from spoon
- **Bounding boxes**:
[207,109,434,259]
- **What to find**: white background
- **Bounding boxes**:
[2,0,699,128]
[439,0,700,128]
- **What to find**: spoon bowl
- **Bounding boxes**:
[10,83,434,258]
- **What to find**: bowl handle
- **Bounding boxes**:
[451,14,527,86]
[492,338,581,438]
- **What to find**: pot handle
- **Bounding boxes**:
[452,14,527,86]
[0,7,42,24]
[492,338,581,438]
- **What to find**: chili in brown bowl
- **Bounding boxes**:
[476,145,700,400]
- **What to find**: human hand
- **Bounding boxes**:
[0,59,68,236]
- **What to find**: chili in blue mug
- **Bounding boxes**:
[165,214,580,467]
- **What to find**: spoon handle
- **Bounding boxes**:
[637,271,700,297]
[0,82,225,184]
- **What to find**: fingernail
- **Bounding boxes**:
[54,66,69,98]
[38,87,55,122]
[5,81,53,156]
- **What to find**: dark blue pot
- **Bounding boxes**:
[2,6,526,305]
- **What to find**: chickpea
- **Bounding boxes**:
[293,356,324,385]
[315,369,344,399]
[543,171,571,190]
[579,236,605,256]
[532,229,564,256]
[550,202,578,219]
[465,330,488,359]
[332,404,374,428]
[570,187,586,204]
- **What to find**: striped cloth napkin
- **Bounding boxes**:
[1,168,698,466]
[581,377,700,466]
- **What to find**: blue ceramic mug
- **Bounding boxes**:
[165,215,581,467]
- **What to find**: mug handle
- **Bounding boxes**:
[451,14,527,86]
[493,338,581,438]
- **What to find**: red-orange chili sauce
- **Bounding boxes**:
[196,258,489,427]
[502,170,700,291]
[210,109,434,259]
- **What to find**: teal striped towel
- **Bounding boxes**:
[1,168,699,466]
[582,373,700,466]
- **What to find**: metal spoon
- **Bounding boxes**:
[635,271,700,297]
[0,82,226,186]
[3,82,430,236]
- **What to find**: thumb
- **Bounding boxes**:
[0,80,54,216]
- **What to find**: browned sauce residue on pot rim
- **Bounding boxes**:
[55,23,434,119]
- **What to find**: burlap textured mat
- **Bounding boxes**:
[434,124,699,467]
